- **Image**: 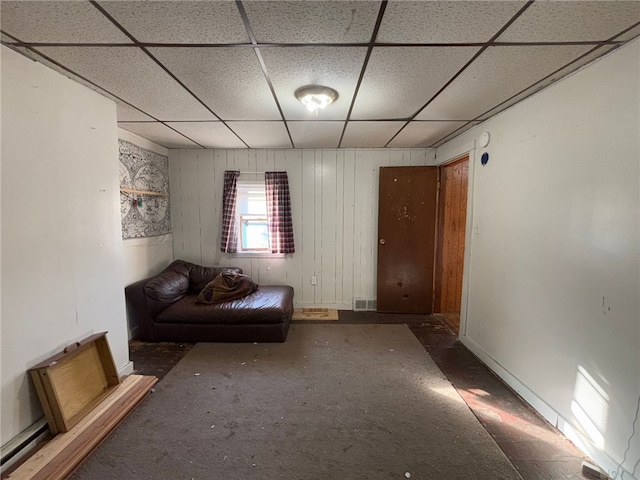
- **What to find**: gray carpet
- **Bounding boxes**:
[71,325,522,479]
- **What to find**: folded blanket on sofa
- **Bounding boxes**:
[197,272,258,304]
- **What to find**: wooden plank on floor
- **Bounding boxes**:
[6,375,157,480]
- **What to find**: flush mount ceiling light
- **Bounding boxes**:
[295,85,339,115]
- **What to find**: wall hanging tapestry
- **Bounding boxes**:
[119,139,171,239]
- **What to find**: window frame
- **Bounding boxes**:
[231,180,283,258]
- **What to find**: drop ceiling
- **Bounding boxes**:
[2,1,639,149]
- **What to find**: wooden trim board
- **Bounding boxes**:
[6,375,157,480]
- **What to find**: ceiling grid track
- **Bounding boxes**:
[89,0,251,149]
[0,30,206,149]
[2,0,638,149]
[337,0,388,148]
[430,18,640,149]
[5,39,625,49]
[384,0,536,148]
[235,0,295,149]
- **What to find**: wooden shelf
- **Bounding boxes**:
[120,187,168,197]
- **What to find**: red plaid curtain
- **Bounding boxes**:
[265,172,295,254]
[220,170,240,253]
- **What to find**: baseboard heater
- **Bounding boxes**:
[5,375,157,480]
[4,333,157,480]
[0,420,49,469]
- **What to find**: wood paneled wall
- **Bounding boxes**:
[169,148,434,308]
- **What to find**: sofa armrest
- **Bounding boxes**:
[125,277,156,342]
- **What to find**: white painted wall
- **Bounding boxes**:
[118,129,174,339]
[0,47,131,445]
[437,39,640,479]
[169,148,433,308]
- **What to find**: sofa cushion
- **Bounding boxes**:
[197,272,258,304]
[144,269,189,317]
[156,285,294,326]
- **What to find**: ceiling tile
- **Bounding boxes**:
[118,122,200,148]
[36,47,215,121]
[288,121,344,148]
[98,1,249,43]
[388,121,469,148]
[149,47,280,120]
[21,48,108,91]
[432,121,483,148]
[226,122,292,149]
[352,47,479,120]
[498,1,640,42]
[165,122,247,149]
[0,1,132,43]
[378,1,527,44]
[117,102,155,122]
[416,45,591,121]
[243,1,379,43]
[17,48,151,119]
[477,44,622,120]
[261,47,367,121]
[341,122,405,148]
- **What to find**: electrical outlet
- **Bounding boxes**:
[311,276,317,285]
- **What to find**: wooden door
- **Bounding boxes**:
[377,166,438,313]
[434,156,469,317]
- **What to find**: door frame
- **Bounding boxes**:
[433,154,469,317]
[434,142,476,338]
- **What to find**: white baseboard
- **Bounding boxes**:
[128,325,139,341]
[119,361,134,377]
[460,334,637,480]
[460,335,559,424]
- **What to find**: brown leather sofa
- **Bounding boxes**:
[125,260,294,343]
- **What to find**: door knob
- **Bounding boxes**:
[379,239,386,245]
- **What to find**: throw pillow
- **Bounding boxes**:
[197,272,258,304]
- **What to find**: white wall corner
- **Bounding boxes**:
[119,361,135,377]
[128,325,139,342]
[435,138,478,167]
[118,128,169,156]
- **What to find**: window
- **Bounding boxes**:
[236,182,270,252]
[220,170,295,255]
